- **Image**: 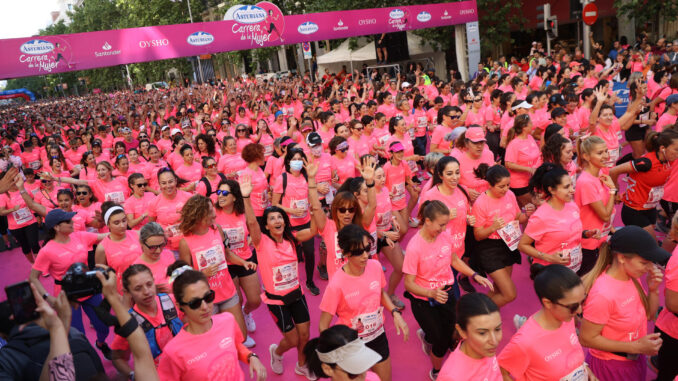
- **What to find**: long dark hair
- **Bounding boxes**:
[215,179,245,215]
[261,206,298,246]
[431,156,470,201]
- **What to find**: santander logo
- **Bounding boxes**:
[417,11,431,22]
[297,21,319,35]
[389,9,405,19]
[232,5,267,24]
[333,19,348,31]
[102,42,112,51]
[20,39,54,55]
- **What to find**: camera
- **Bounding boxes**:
[58,263,113,299]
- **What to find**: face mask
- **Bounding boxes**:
[290,160,303,172]
[311,145,323,157]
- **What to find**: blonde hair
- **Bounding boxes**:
[577,135,606,167]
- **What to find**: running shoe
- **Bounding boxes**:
[390,294,405,311]
[306,281,320,296]
[295,362,318,380]
[269,343,284,374]
[317,264,328,281]
[513,314,527,330]
[417,328,432,355]
[243,335,256,348]
[243,308,256,333]
[409,217,420,228]
[429,368,439,381]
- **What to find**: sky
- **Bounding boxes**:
[0,0,59,39]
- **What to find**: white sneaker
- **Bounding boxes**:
[409,217,420,228]
[295,362,318,380]
[513,314,527,330]
[243,335,255,348]
[243,308,256,333]
[269,343,284,374]
[417,328,432,355]
[429,369,439,381]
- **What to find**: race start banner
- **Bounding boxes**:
[0,1,478,80]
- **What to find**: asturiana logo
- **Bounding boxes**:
[389,9,405,19]
[20,39,55,55]
[232,5,267,24]
[297,21,319,35]
[187,31,214,46]
[417,11,431,22]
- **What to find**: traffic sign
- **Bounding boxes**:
[583,3,598,26]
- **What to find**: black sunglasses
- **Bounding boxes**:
[143,241,166,251]
[180,290,216,310]
[337,207,356,214]
[216,189,231,196]
[553,294,587,314]
[236,129,247,133]
[347,246,370,257]
[446,114,460,119]
[135,183,148,188]
[76,191,89,196]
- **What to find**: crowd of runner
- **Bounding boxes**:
[0,34,677,381]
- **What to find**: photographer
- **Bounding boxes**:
[29,209,111,359]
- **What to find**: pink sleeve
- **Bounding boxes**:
[504,142,518,163]
[472,198,489,227]
[582,288,612,325]
[195,181,207,197]
[32,250,51,274]
[402,245,419,276]
[318,281,340,315]
[146,198,158,218]
[272,176,283,194]
[577,177,601,206]
[523,212,546,241]
[666,256,678,292]
[431,129,444,146]
[497,337,529,379]
[157,353,183,381]
[82,232,100,247]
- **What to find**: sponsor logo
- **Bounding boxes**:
[333,19,348,31]
[417,11,431,22]
[544,348,562,362]
[20,39,54,55]
[187,352,207,365]
[389,9,405,19]
[187,31,214,46]
[297,21,318,35]
[219,337,233,349]
[570,333,578,345]
[358,18,377,25]
[441,10,452,20]
[369,281,380,290]
[139,39,170,48]
[94,42,121,57]
[232,5,267,24]
[460,9,475,15]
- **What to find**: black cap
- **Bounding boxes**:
[306,132,322,147]
[610,225,671,265]
[551,107,568,118]
[549,94,567,107]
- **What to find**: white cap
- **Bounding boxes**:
[316,338,382,375]
[161,125,170,131]
[401,82,411,89]
[511,101,534,111]
[170,128,182,136]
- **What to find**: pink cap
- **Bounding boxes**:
[465,127,486,142]
[389,141,405,152]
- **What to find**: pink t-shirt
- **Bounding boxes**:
[377,103,397,119]
[147,190,192,250]
[174,161,203,183]
[195,175,222,203]
[583,272,648,361]
[0,190,37,230]
[498,316,587,380]
[183,228,236,303]
[465,108,486,127]
[451,148,495,194]
[383,160,412,211]
[593,122,621,166]
[574,171,614,250]
[505,135,542,188]
[663,163,678,203]
[111,295,177,354]
[319,260,387,342]
[656,113,677,132]
[240,167,269,217]
[72,203,102,233]
[264,156,285,183]
[33,232,99,294]
[319,220,346,280]
[89,177,130,204]
[472,190,520,240]
[331,154,358,186]
[420,186,470,257]
[215,210,252,261]
[402,230,456,300]
[132,251,176,287]
[124,192,156,230]
[217,154,247,177]
[374,186,393,234]
[100,230,142,293]
[273,173,310,226]
[439,346,502,381]
[157,312,247,381]
[656,246,678,339]
[254,233,302,305]
[431,125,453,149]
[524,202,583,271]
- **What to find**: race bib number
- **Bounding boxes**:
[264,145,274,157]
[12,207,33,225]
[376,211,392,232]
[642,186,664,209]
[391,183,406,202]
[259,187,271,209]
[408,128,416,140]
[196,246,227,272]
[496,220,521,251]
[379,135,389,145]
[559,364,587,381]
[407,160,418,173]
[167,224,181,238]
[334,233,344,260]
[272,262,299,292]
[605,147,620,167]
[224,227,245,249]
[29,161,41,170]
[290,199,308,219]
[350,307,384,342]
[105,191,125,203]
[369,230,377,257]
[601,211,615,237]
[562,245,582,272]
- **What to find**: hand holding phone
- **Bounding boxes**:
[5,281,39,325]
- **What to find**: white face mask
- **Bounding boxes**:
[290,160,303,172]
[311,145,323,157]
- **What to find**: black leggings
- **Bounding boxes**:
[10,223,40,255]
[406,291,456,358]
[656,327,678,381]
[291,221,315,282]
[0,216,7,236]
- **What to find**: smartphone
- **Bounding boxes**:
[5,281,39,325]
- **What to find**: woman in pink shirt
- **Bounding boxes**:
[195,133,220,162]
[174,144,202,184]
[580,226,669,381]
[303,324,383,381]
[217,136,247,178]
[451,126,495,199]
[178,195,257,347]
[376,92,397,120]
[498,265,592,381]
[403,200,492,380]
[383,142,417,236]
[655,215,678,381]
[124,173,155,230]
[329,136,357,187]
[519,163,585,274]
[319,224,409,381]
[241,176,317,379]
[54,161,130,204]
[542,133,577,182]
[157,264,267,381]
[73,185,104,232]
[0,171,41,263]
[575,136,617,276]
[505,114,542,207]
[147,168,193,252]
[132,222,175,290]
[95,203,142,293]
[195,156,225,202]
[241,143,270,220]
[438,293,502,381]
[112,154,132,182]
[472,165,530,308]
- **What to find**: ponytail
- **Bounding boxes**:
[645,129,678,153]
[507,114,531,145]
[577,135,606,168]
[417,200,450,227]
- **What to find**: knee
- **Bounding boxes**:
[298,329,310,343]
[286,332,300,347]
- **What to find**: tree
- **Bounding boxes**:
[614,0,678,35]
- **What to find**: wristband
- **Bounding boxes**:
[42,292,50,300]
[247,352,259,363]
[471,272,478,281]
[391,308,401,317]
[366,182,375,188]
[609,188,617,195]
[114,316,139,338]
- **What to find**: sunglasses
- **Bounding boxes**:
[446,114,460,119]
[180,290,216,310]
[41,179,51,183]
[143,241,166,251]
[337,207,356,214]
[76,191,89,196]
[352,127,364,131]
[474,98,483,102]
[204,163,217,169]
[216,189,231,196]
[135,183,148,188]
[553,294,587,314]
[338,147,349,153]
[237,129,247,133]
[347,246,369,257]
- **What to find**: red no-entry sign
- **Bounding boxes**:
[583,3,598,25]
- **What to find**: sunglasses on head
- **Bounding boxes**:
[41,179,51,183]
[216,189,231,196]
[143,241,166,251]
[180,289,216,310]
[553,294,587,314]
[337,207,356,214]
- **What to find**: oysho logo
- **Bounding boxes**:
[94,41,121,57]
[297,21,319,35]
[232,5,267,24]
[389,9,405,19]
[460,9,475,15]
[187,31,214,46]
[333,19,348,31]
[187,352,207,365]
[417,11,431,22]
[20,39,54,55]
[139,39,170,48]
[358,18,377,25]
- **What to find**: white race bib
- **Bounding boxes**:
[496,220,521,251]
[224,227,245,249]
[559,363,588,381]
[391,183,406,202]
[290,199,308,219]
[369,230,378,257]
[264,145,274,157]
[407,160,418,173]
[166,224,181,238]
[12,207,33,225]
[272,262,299,292]
[562,245,582,272]
[605,147,620,167]
[350,307,384,342]
[29,161,41,170]
[376,211,392,232]
[643,186,664,209]
[105,191,125,203]
[196,245,227,272]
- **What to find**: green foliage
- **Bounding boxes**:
[614,0,678,30]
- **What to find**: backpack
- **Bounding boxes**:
[200,173,227,197]
[128,293,183,359]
